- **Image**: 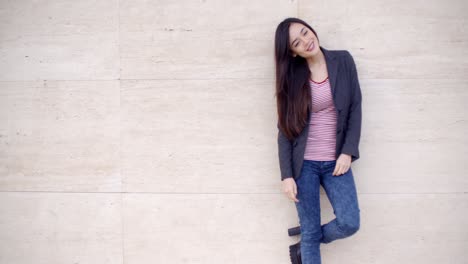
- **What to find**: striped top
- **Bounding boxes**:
[303,76,338,161]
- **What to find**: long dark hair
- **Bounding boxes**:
[274,17,320,140]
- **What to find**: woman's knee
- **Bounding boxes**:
[339,213,360,236]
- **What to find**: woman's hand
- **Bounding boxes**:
[282,178,299,202]
[333,153,352,176]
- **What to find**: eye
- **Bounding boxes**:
[293,31,308,47]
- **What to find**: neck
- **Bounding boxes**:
[306,48,326,68]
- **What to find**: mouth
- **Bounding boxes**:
[307,41,315,52]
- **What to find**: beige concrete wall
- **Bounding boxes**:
[0,0,466,263]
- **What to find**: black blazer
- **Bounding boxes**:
[277,46,362,181]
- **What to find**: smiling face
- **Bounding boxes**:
[288,22,320,58]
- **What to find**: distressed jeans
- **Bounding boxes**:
[295,160,361,264]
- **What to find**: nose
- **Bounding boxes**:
[301,36,311,48]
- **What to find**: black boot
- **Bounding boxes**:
[289,241,301,264]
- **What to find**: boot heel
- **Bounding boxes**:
[288,226,301,236]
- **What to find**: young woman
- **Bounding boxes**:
[274,17,362,263]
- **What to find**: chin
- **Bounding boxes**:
[308,49,319,56]
[302,51,316,58]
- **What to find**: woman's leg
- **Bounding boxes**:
[319,160,361,244]
[295,160,323,264]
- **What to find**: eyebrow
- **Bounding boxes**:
[291,27,305,47]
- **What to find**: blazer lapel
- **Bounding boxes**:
[320,46,339,105]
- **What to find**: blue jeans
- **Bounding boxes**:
[295,160,361,264]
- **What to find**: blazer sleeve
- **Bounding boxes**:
[277,122,294,181]
[341,51,362,162]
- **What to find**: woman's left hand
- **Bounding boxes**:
[333,153,352,176]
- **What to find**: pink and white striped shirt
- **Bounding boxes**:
[303,76,338,161]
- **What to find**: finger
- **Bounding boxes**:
[288,191,299,202]
[337,164,344,176]
[344,165,350,174]
[293,186,299,202]
[332,164,339,176]
[342,164,349,174]
[344,163,351,173]
[340,164,347,175]
[292,193,299,202]
[340,164,346,174]
[333,164,341,176]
